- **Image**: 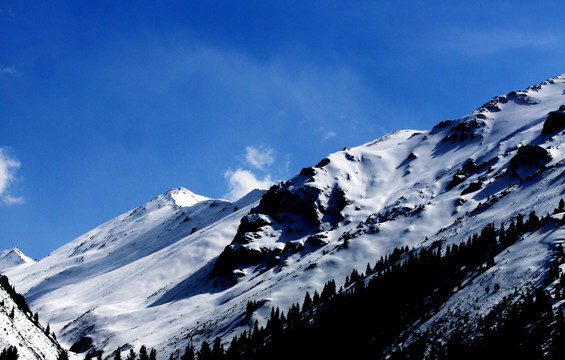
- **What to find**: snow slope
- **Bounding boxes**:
[5,187,264,356]
[0,276,62,360]
[6,74,565,358]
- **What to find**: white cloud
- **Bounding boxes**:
[0,65,20,77]
[245,146,274,169]
[0,148,24,205]
[3,194,24,205]
[223,168,274,201]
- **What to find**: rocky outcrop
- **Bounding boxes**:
[507,145,552,178]
[209,172,350,285]
[542,106,565,135]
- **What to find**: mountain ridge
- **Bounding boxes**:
[4,72,565,358]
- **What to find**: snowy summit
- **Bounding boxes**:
[0,247,36,273]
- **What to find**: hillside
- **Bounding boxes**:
[0,275,64,360]
[5,73,565,358]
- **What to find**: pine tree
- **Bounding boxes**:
[180,342,195,360]
[312,291,320,306]
[212,337,224,359]
[321,280,336,300]
[498,223,506,244]
[57,350,69,360]
[245,301,255,319]
[139,346,149,360]
[527,210,539,230]
[0,346,18,360]
[516,213,524,234]
[198,341,212,360]
[113,348,122,360]
[149,349,156,360]
[126,349,136,360]
[302,291,312,313]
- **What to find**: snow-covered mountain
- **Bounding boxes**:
[5,74,565,358]
[0,248,36,273]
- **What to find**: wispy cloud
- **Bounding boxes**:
[245,145,274,169]
[423,28,560,57]
[223,168,273,201]
[0,65,21,78]
[0,148,24,205]
[316,128,337,141]
[117,42,379,139]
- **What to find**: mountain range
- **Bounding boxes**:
[3,73,565,359]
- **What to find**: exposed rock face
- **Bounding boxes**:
[461,181,483,195]
[507,144,552,178]
[542,106,565,134]
[210,176,350,285]
[254,182,324,227]
[442,117,487,143]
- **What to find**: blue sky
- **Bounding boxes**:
[1,1,565,259]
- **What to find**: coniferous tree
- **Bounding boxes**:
[125,349,136,360]
[302,291,312,313]
[245,301,255,319]
[527,210,539,230]
[113,348,122,360]
[321,280,336,300]
[149,349,157,360]
[516,213,524,234]
[0,346,18,360]
[498,223,506,244]
[57,351,69,360]
[312,291,320,306]
[180,342,195,360]
[212,337,224,359]
[198,341,212,360]
[139,346,149,360]
[365,263,373,275]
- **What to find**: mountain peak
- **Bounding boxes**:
[0,247,36,273]
[164,187,211,207]
[144,187,212,211]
